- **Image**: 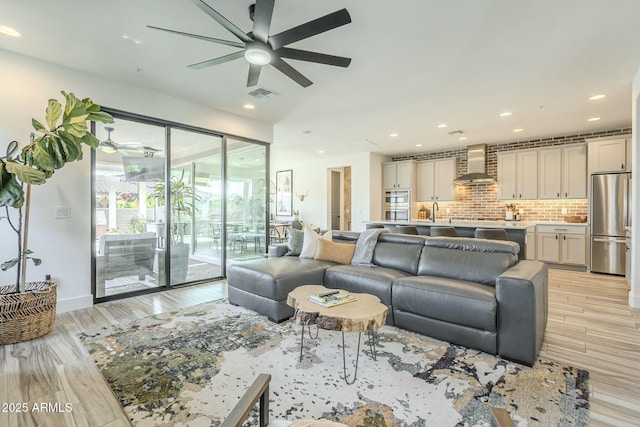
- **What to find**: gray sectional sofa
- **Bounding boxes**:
[227,231,548,365]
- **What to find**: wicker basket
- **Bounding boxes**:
[0,281,57,345]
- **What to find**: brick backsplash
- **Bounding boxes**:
[401,128,630,222]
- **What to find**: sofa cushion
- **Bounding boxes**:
[314,238,355,264]
[227,257,336,301]
[372,233,425,275]
[324,264,410,306]
[417,237,519,285]
[393,276,497,332]
[300,227,332,258]
[285,227,304,256]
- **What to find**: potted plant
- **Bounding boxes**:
[150,170,201,284]
[0,91,113,344]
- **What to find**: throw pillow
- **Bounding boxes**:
[314,238,356,264]
[299,226,332,258]
[285,227,304,256]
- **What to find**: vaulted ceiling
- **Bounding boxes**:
[2,0,640,156]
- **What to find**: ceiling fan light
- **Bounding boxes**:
[101,145,118,154]
[245,44,271,65]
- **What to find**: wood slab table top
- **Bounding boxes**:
[287,285,388,333]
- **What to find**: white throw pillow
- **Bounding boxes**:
[299,226,332,258]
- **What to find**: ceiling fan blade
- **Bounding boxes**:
[269,8,351,50]
[252,0,275,44]
[188,51,245,69]
[190,0,253,43]
[270,56,312,88]
[147,25,244,48]
[247,64,262,87]
[276,47,351,68]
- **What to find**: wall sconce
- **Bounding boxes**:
[296,191,309,201]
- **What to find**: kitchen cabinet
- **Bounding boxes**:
[383,160,415,189]
[538,144,587,199]
[416,158,456,201]
[526,230,536,260]
[536,224,587,266]
[588,138,629,173]
[497,150,537,200]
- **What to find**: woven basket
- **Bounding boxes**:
[0,281,57,345]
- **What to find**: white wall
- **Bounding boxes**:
[0,50,272,312]
[630,65,640,309]
[270,148,382,232]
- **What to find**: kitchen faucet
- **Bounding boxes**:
[432,201,439,222]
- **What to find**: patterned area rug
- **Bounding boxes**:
[79,300,588,426]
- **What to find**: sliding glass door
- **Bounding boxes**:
[92,112,268,301]
[226,139,268,266]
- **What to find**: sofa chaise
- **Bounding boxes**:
[227,231,547,365]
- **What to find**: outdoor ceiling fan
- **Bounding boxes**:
[99,127,162,157]
[147,0,352,88]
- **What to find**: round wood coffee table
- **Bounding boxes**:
[287,285,388,384]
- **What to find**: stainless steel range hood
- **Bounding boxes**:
[453,144,496,184]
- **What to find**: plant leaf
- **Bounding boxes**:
[5,160,47,185]
[32,118,46,132]
[81,132,100,149]
[65,121,88,138]
[32,143,57,172]
[86,110,114,124]
[45,99,62,130]
[1,258,19,271]
[0,161,25,208]
[29,257,42,266]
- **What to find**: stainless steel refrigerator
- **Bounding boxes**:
[590,172,631,275]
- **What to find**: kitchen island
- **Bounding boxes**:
[369,220,536,260]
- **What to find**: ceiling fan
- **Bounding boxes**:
[99,127,162,157]
[147,0,352,88]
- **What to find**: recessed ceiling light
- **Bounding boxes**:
[416,144,423,147]
[513,128,523,133]
[390,132,398,137]
[437,123,447,128]
[243,103,255,110]
[587,117,601,122]
[122,33,130,39]
[500,112,512,117]
[459,137,468,141]
[317,150,324,154]
[589,94,606,101]
[0,25,21,37]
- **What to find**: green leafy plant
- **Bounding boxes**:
[0,91,113,293]
[149,170,201,244]
[130,216,147,234]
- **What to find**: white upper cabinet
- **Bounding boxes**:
[538,144,587,199]
[498,150,537,200]
[562,144,587,198]
[383,160,415,190]
[416,158,457,201]
[588,138,629,173]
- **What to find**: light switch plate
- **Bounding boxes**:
[54,206,71,219]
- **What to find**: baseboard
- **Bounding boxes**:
[57,294,93,313]
[629,291,640,309]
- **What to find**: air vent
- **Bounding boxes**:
[448,130,464,135]
[248,87,279,99]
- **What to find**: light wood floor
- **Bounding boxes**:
[1,270,638,427]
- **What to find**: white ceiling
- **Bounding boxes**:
[2,0,640,156]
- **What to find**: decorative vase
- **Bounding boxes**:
[505,211,514,221]
[0,281,57,345]
[293,214,299,221]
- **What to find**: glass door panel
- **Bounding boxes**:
[94,119,166,298]
[168,128,223,285]
[226,139,267,267]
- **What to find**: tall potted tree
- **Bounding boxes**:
[150,170,201,284]
[0,91,113,344]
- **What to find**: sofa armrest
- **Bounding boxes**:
[496,260,548,365]
[268,244,289,258]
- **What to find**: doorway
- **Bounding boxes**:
[327,166,351,231]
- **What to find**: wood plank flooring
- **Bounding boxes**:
[1,270,638,427]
